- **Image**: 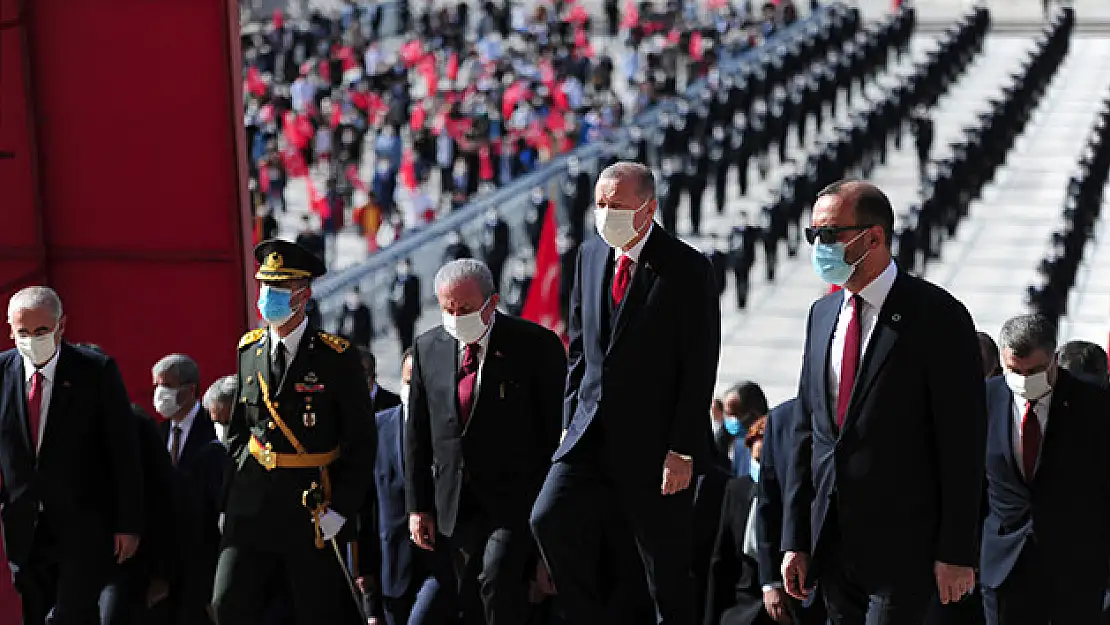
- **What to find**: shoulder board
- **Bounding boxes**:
[318,332,350,353]
[239,328,266,350]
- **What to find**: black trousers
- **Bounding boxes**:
[818,534,933,625]
[16,529,109,625]
[714,164,729,213]
[982,542,1104,625]
[211,528,361,625]
[530,449,696,625]
[687,185,705,235]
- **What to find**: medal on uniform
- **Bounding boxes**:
[304,412,317,427]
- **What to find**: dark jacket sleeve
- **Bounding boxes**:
[562,246,586,431]
[927,294,987,567]
[756,410,784,586]
[670,254,722,472]
[782,307,816,554]
[100,357,145,535]
[405,339,435,515]
[535,325,569,458]
[138,416,176,580]
[329,346,379,519]
[705,479,739,625]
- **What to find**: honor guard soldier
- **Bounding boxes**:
[213,239,377,625]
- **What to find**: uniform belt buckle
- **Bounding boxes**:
[261,449,277,471]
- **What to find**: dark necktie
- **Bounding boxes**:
[457,344,480,425]
[28,371,43,453]
[273,342,287,386]
[1021,402,1042,482]
[612,255,633,305]
[171,425,183,467]
[836,294,863,428]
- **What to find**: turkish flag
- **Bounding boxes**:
[522,202,564,340]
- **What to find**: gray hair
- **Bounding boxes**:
[203,375,239,410]
[152,353,201,387]
[999,314,1057,359]
[1057,340,1109,386]
[597,161,656,201]
[434,259,496,299]
[7,286,64,323]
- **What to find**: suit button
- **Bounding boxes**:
[268,422,276,430]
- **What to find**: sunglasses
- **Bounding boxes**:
[804,224,875,245]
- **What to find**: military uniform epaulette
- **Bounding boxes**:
[239,328,266,349]
[317,332,350,353]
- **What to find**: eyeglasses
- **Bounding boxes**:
[804,225,874,245]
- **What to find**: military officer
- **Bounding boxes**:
[213,240,378,625]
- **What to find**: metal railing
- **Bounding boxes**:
[312,5,838,335]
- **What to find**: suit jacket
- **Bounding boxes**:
[705,477,775,625]
[980,371,1110,591]
[0,344,144,570]
[225,324,377,543]
[134,412,176,583]
[756,399,795,588]
[159,408,229,601]
[783,270,987,586]
[556,228,721,481]
[406,314,567,536]
[373,386,402,414]
[338,304,374,348]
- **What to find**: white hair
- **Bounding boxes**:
[203,375,239,410]
[152,353,200,386]
[7,286,64,323]
[434,258,496,299]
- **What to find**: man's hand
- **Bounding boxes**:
[409,513,436,551]
[762,587,791,624]
[661,451,693,495]
[114,533,140,564]
[935,561,975,604]
[781,551,811,600]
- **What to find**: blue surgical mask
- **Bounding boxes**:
[749,458,761,482]
[723,416,743,437]
[257,285,303,326]
[811,230,870,286]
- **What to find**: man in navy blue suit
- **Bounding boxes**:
[980,314,1110,625]
[357,349,450,625]
[530,161,721,625]
[781,181,987,624]
[756,398,826,625]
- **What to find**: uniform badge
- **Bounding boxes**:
[305,371,318,384]
[304,413,317,427]
[295,383,325,392]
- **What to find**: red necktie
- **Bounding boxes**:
[612,255,633,305]
[836,295,863,428]
[28,370,43,452]
[457,344,480,425]
[1021,402,1042,482]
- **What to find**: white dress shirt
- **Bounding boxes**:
[167,402,200,460]
[612,222,654,278]
[1012,390,1051,479]
[270,316,310,367]
[828,260,898,410]
[23,347,61,453]
[456,313,496,405]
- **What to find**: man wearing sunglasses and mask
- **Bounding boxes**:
[781,180,987,625]
[214,239,377,625]
[405,258,567,624]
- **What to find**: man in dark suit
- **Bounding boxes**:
[358,349,449,625]
[151,353,231,625]
[980,314,1110,625]
[781,181,987,624]
[213,240,377,625]
[359,348,402,414]
[530,161,722,625]
[391,259,423,353]
[1056,339,1109,388]
[756,399,827,625]
[338,286,374,349]
[406,258,567,624]
[1,286,144,625]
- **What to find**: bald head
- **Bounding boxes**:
[597,161,655,202]
[815,180,895,248]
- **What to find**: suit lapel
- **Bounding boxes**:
[994,381,1024,483]
[430,329,460,432]
[588,239,610,351]
[842,273,908,432]
[180,409,216,465]
[39,346,75,457]
[609,229,662,354]
[3,356,31,453]
[1033,373,1070,485]
[466,320,505,436]
[811,297,839,429]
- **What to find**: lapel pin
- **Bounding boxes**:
[62,381,71,388]
[891,313,902,322]
[305,372,318,384]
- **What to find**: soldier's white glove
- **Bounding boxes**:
[320,509,346,542]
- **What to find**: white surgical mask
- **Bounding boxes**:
[595,196,650,249]
[16,330,58,367]
[442,298,492,345]
[154,385,185,419]
[1005,370,1052,401]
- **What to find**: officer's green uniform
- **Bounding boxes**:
[212,240,377,625]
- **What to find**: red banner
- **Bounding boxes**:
[522,202,563,339]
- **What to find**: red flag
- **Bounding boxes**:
[522,202,563,338]
[447,52,460,81]
[399,150,417,190]
[307,179,329,218]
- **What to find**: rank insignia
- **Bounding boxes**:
[305,371,319,383]
[304,413,317,427]
[295,383,325,393]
